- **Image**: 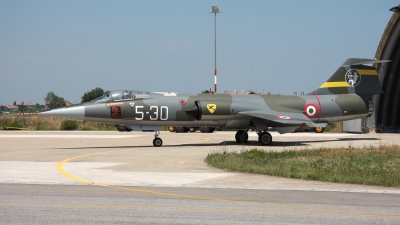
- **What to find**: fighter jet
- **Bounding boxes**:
[40,58,388,147]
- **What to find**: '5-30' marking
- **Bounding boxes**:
[135,106,168,120]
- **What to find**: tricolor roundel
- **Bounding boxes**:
[304,103,318,118]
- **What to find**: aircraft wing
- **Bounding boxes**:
[238,111,327,133]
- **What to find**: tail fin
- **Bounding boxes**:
[312,58,390,98]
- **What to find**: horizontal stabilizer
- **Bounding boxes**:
[342,58,391,66]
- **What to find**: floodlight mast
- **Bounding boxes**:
[211,6,220,94]
[390,5,400,12]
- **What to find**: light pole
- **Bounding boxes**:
[390,5,400,12]
[211,6,220,93]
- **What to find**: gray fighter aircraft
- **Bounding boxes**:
[40,58,388,147]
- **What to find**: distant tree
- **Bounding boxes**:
[34,103,45,112]
[202,89,214,94]
[13,101,16,106]
[81,87,105,103]
[18,103,26,112]
[44,92,66,109]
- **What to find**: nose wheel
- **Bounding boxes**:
[153,131,163,147]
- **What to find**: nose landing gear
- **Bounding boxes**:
[153,131,163,147]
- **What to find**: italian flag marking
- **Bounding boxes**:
[304,103,318,118]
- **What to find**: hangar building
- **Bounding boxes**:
[368,5,400,133]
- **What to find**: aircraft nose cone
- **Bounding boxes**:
[39,106,85,121]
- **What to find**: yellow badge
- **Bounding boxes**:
[207,104,217,114]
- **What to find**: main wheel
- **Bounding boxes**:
[235,130,248,143]
[207,127,215,133]
[189,127,197,132]
[174,126,185,133]
[153,138,163,147]
[168,126,175,132]
[258,132,272,145]
[199,126,216,133]
[124,125,132,132]
[182,127,190,133]
[116,124,127,132]
[315,127,324,133]
[199,126,209,133]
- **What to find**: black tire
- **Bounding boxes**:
[258,132,272,145]
[235,130,248,143]
[124,125,132,132]
[116,124,127,132]
[153,138,163,147]
[182,127,190,133]
[199,126,216,133]
[189,127,197,132]
[199,126,210,133]
[175,126,185,133]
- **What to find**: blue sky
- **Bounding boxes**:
[0,1,398,105]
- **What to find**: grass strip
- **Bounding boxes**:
[205,145,400,187]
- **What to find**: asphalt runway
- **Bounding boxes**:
[0,130,399,224]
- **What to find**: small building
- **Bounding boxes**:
[5,105,18,112]
[65,100,72,106]
[223,90,270,96]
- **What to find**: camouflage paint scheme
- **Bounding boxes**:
[40,58,388,146]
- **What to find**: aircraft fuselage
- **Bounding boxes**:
[79,93,369,129]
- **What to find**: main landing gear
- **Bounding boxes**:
[234,129,273,145]
[153,131,163,147]
[257,131,272,145]
[154,129,272,147]
[235,129,249,143]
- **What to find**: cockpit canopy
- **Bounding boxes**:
[94,90,150,103]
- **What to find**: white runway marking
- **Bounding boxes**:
[0,161,232,187]
[0,135,140,138]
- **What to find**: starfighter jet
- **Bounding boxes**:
[40,58,388,147]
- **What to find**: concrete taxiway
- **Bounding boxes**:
[0,130,399,224]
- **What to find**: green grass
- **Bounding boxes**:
[205,145,400,187]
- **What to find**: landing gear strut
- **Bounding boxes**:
[153,131,162,147]
[258,131,272,145]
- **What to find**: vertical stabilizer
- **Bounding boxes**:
[312,58,389,98]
